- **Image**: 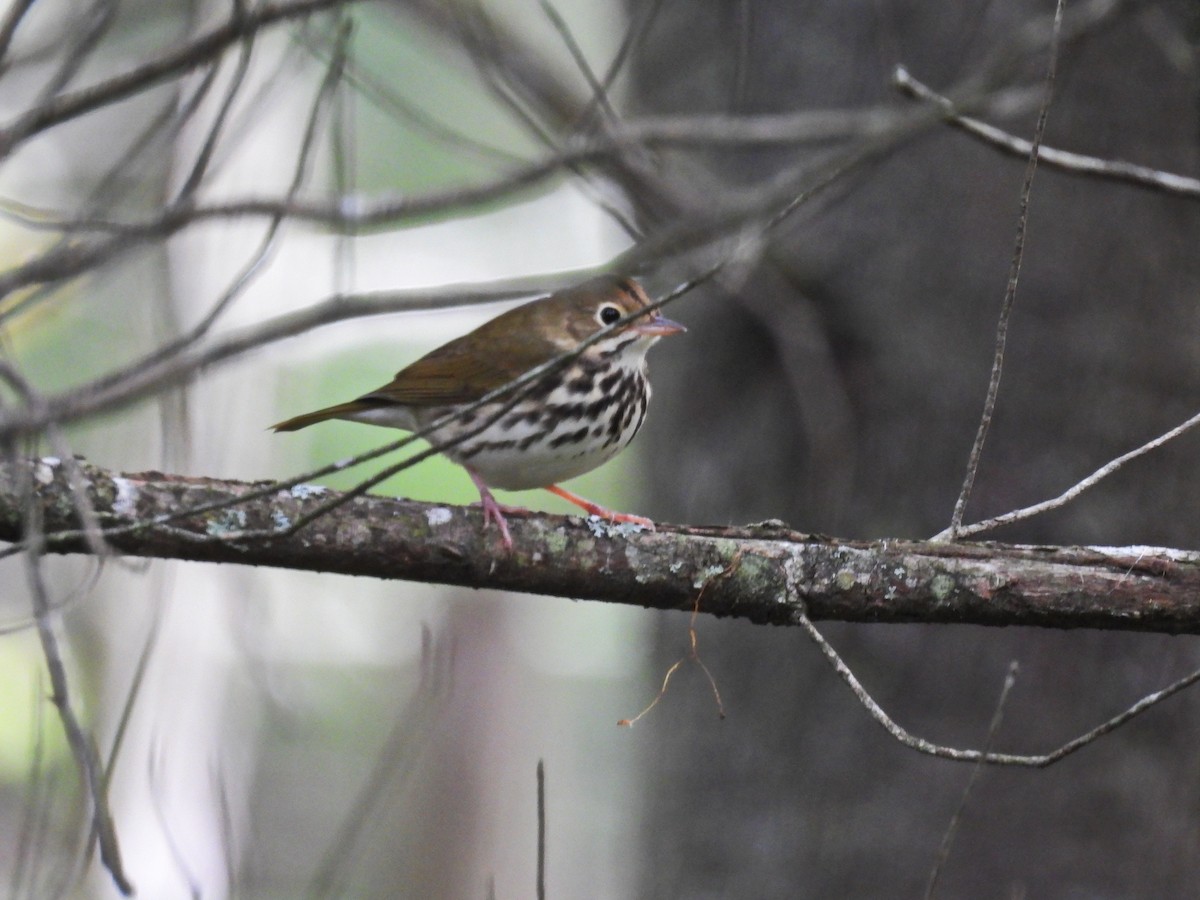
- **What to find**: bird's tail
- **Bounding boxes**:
[270,400,373,432]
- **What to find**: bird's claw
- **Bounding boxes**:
[476,491,514,550]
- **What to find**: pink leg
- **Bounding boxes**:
[466,468,515,549]
[544,484,655,530]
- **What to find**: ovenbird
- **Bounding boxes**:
[272,275,684,548]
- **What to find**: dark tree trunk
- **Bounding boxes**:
[631,2,1200,895]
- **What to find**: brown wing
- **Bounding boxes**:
[273,275,639,430]
[272,299,558,431]
[361,301,563,406]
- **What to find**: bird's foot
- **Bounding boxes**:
[477,491,515,550]
[467,468,518,550]
[544,485,655,531]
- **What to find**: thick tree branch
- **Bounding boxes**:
[5,458,1200,633]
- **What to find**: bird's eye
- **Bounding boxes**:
[598,304,622,326]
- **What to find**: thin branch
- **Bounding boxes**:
[789,598,1200,766]
[895,67,1200,201]
[925,662,1018,898]
[533,0,663,241]
[170,15,349,343]
[17,462,132,894]
[3,98,984,242]
[0,0,37,67]
[449,1,559,154]
[34,0,118,101]
[0,0,368,158]
[173,20,258,201]
[530,3,667,251]
[0,54,224,327]
[431,0,657,236]
[0,153,572,238]
[303,31,522,167]
[2,100,912,238]
[331,13,357,297]
[934,406,1200,540]
[538,0,616,123]
[577,0,665,128]
[947,0,1066,537]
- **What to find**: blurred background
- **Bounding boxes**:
[2,0,1200,897]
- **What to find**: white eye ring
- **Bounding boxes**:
[597,304,623,326]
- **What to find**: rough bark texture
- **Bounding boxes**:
[7,457,1200,633]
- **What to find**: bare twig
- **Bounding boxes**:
[0,56,222,326]
[34,0,118,101]
[172,16,349,345]
[895,67,1200,201]
[577,0,665,128]
[0,0,367,158]
[619,550,736,726]
[538,0,616,123]
[789,597,1200,766]
[925,662,1019,898]
[296,25,522,167]
[17,462,132,893]
[90,582,171,880]
[947,0,1066,537]
[0,0,37,66]
[173,22,259,201]
[524,1,645,237]
[934,406,1200,540]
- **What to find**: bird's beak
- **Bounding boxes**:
[634,311,686,337]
